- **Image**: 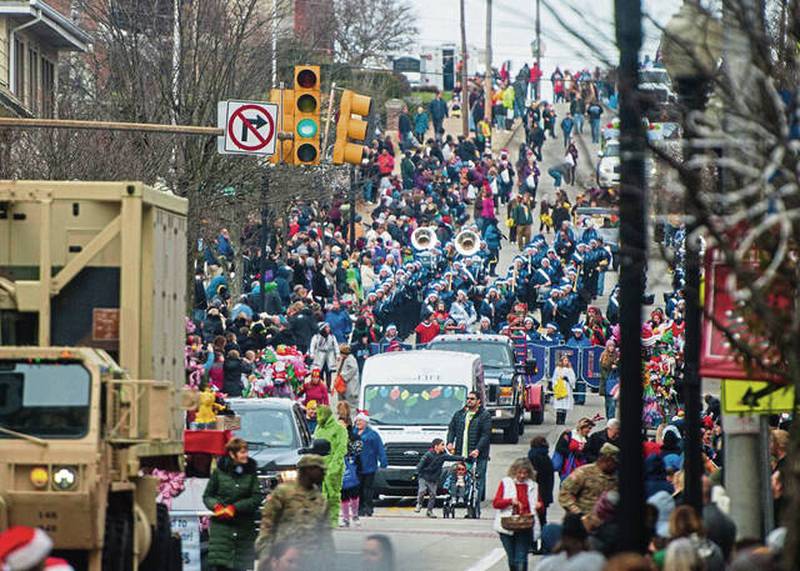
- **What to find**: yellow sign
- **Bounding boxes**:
[722,380,796,414]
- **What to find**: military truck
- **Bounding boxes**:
[0,181,187,570]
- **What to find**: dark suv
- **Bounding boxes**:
[426,334,524,443]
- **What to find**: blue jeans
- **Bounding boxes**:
[475,457,489,504]
[573,113,584,134]
[590,118,601,143]
[499,531,532,569]
[548,168,562,188]
[363,179,374,202]
[597,270,606,295]
[605,396,617,421]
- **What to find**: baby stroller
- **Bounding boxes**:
[441,461,481,519]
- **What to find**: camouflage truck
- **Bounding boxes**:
[0,181,187,570]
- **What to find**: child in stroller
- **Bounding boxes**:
[441,461,481,518]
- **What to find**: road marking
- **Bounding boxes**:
[464,547,506,571]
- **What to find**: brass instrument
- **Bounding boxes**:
[454,229,481,257]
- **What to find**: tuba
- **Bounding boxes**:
[412,227,438,251]
[454,230,480,257]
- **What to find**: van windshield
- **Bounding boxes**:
[364,384,468,426]
[431,342,512,369]
[0,361,91,439]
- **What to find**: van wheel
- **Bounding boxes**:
[102,511,133,571]
[504,416,520,444]
[530,408,544,425]
[141,504,171,570]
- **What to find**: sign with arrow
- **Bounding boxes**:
[722,379,796,414]
[217,100,277,156]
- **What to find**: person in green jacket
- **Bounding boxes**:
[511,194,534,249]
[401,151,415,190]
[313,405,348,526]
[203,437,263,571]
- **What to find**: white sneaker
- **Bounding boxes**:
[339,518,350,528]
[352,516,362,527]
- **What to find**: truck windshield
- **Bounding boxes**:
[0,361,91,439]
[432,342,512,369]
[364,384,468,426]
[234,408,298,448]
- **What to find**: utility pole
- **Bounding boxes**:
[259,169,271,313]
[460,0,469,136]
[484,0,493,127]
[615,0,647,554]
[349,166,357,250]
[721,0,771,540]
[535,0,541,99]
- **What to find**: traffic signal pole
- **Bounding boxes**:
[349,166,357,250]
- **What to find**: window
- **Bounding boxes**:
[41,58,55,117]
[28,47,38,113]
[13,38,24,100]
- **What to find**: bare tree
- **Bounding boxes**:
[333,0,418,65]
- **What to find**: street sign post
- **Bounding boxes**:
[217,100,278,156]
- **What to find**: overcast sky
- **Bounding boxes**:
[407,0,682,74]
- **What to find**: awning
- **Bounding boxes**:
[0,1,90,52]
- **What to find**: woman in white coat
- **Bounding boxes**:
[309,322,340,387]
[552,355,577,425]
[492,457,538,571]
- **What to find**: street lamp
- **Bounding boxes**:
[661,1,722,516]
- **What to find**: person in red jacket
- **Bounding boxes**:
[414,313,440,345]
[492,458,538,570]
[377,148,395,178]
[297,367,330,407]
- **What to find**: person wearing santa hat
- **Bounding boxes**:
[0,526,69,571]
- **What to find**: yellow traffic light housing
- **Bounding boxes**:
[333,89,372,165]
[293,65,320,165]
[269,88,295,164]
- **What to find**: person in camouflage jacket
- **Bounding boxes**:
[256,455,334,567]
[558,443,619,516]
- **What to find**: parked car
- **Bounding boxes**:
[228,398,313,494]
[426,334,525,444]
[596,140,656,188]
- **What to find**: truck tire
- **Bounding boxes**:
[530,407,544,425]
[141,504,171,570]
[102,512,133,571]
[503,414,520,444]
[518,409,525,436]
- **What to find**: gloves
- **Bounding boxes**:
[213,504,236,519]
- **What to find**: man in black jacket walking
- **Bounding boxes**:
[446,391,492,504]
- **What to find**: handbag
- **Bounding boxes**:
[500,169,511,183]
[505,217,515,228]
[501,513,534,532]
[525,173,536,188]
[334,374,346,395]
[551,450,564,472]
[553,377,568,400]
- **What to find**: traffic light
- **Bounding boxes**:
[332,89,372,165]
[292,65,321,165]
[269,88,295,164]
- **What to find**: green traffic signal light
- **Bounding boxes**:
[297,118,318,139]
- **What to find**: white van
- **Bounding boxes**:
[359,350,484,497]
